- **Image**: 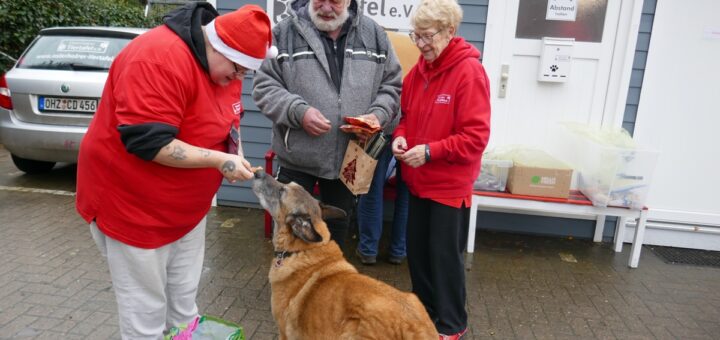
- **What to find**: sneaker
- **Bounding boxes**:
[355,248,376,265]
[387,255,405,265]
[439,328,467,340]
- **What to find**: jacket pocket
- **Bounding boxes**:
[282,126,292,153]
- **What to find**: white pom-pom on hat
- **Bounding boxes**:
[266,45,278,59]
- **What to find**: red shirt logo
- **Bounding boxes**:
[232,101,243,115]
[435,94,451,104]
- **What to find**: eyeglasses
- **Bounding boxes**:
[233,63,248,78]
[409,30,442,45]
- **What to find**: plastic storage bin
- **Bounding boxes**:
[552,125,659,209]
[474,159,513,191]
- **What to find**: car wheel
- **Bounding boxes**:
[10,154,56,174]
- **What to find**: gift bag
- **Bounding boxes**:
[340,140,378,195]
[164,315,244,340]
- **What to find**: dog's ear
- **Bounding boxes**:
[286,214,322,243]
[319,203,347,221]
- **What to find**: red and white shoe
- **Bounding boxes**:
[439,328,467,340]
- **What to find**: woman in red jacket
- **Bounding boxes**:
[391,0,490,338]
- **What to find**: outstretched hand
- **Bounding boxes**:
[218,154,254,182]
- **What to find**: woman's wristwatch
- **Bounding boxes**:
[424,144,431,162]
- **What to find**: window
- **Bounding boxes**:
[515,0,608,43]
[18,35,132,71]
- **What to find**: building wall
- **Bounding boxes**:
[480,0,657,241]
[216,0,656,242]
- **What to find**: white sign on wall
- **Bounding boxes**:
[360,0,416,31]
[546,0,577,22]
[266,0,416,31]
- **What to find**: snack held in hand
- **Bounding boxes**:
[340,116,382,135]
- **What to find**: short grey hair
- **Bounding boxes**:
[411,0,463,31]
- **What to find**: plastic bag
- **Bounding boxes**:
[485,145,570,169]
[560,122,636,148]
[474,159,513,191]
[165,315,244,340]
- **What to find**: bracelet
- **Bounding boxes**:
[424,144,431,162]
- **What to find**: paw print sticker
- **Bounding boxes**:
[550,65,559,72]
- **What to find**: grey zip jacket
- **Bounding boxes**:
[252,0,402,179]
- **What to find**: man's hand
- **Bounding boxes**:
[218,154,254,183]
[356,113,380,128]
[302,107,332,136]
[353,113,380,141]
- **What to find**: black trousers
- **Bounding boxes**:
[407,193,469,334]
[276,167,354,249]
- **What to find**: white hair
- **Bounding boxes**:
[411,0,463,31]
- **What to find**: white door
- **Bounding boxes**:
[632,0,720,250]
[482,0,638,149]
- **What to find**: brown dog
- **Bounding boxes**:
[251,170,437,340]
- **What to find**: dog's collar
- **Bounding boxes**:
[273,250,295,267]
[274,250,295,259]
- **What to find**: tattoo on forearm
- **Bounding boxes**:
[170,146,187,160]
[198,149,210,157]
[222,161,236,174]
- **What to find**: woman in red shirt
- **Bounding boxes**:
[392,0,491,338]
[77,4,274,338]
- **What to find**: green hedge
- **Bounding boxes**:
[0,0,169,73]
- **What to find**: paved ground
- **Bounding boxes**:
[1,145,720,339]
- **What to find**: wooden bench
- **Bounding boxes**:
[467,190,649,268]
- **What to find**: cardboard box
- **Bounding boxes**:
[507,165,572,198]
[386,31,420,79]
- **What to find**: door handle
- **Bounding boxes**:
[499,64,509,98]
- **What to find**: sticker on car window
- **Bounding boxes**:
[57,40,110,54]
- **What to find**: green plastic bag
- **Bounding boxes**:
[165,315,244,340]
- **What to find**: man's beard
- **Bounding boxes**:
[309,4,349,32]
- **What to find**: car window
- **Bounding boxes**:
[17,35,133,71]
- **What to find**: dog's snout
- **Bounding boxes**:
[254,169,266,179]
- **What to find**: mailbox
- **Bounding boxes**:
[538,37,574,82]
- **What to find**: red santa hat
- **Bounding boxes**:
[206,5,278,70]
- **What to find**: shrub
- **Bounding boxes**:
[0,0,169,72]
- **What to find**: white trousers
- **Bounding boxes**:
[91,218,206,340]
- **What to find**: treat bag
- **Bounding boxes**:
[339,140,378,195]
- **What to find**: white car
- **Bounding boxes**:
[0,26,146,173]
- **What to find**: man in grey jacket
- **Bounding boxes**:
[253,0,401,248]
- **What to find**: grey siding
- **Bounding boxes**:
[216,0,490,207]
[623,0,656,135]
[216,1,272,207]
[459,0,488,56]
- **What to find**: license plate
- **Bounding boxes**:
[39,96,98,113]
